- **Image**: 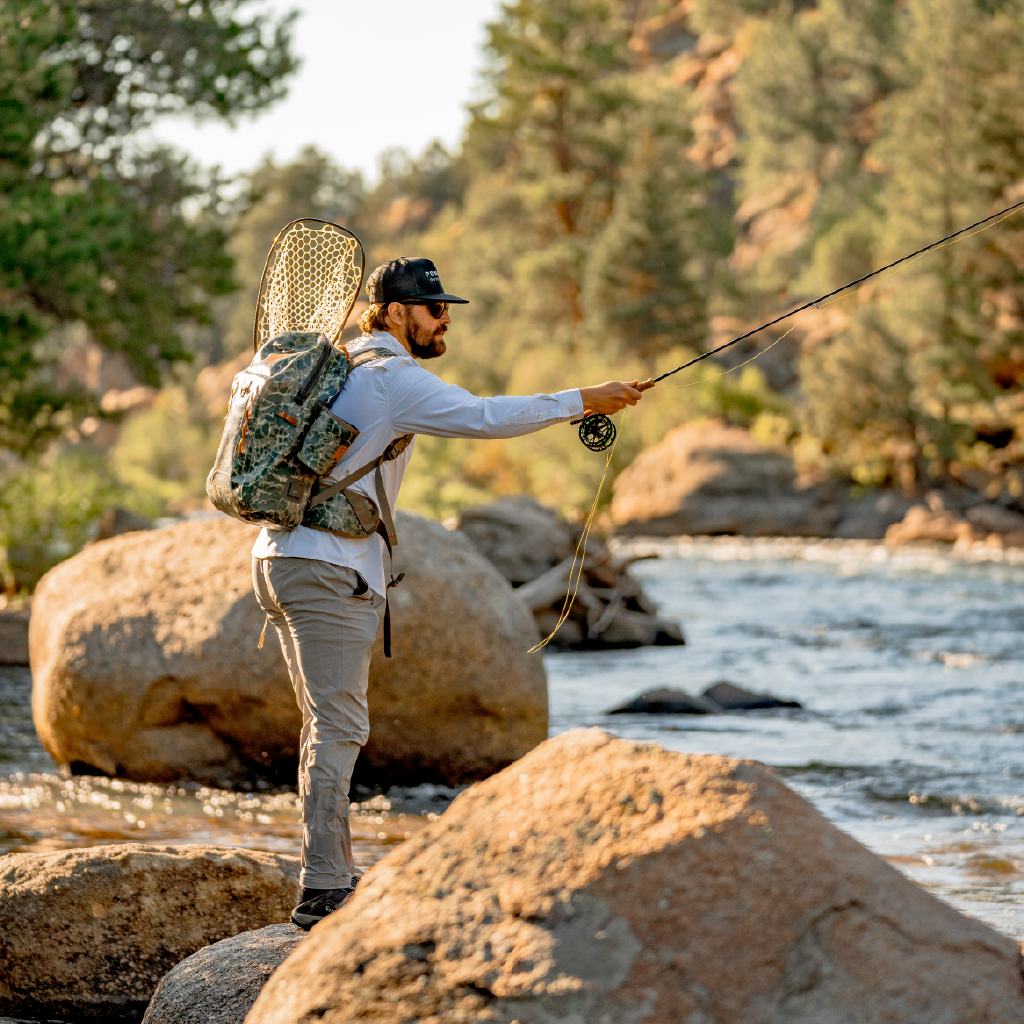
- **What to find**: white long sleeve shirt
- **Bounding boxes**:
[251,330,584,597]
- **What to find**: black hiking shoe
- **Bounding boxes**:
[291,877,361,931]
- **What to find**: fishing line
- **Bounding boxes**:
[649,197,1024,387]
[528,407,628,653]
[658,202,1024,394]
[536,199,1024,648]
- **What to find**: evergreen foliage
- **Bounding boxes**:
[12,0,1024,589]
[0,0,296,454]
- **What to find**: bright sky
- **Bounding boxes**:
[155,0,504,181]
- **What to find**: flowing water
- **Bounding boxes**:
[3,537,1024,943]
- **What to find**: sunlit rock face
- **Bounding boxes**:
[246,729,1024,1024]
[612,420,841,538]
[0,844,299,1022]
[30,514,547,788]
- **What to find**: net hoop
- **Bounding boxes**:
[252,218,366,352]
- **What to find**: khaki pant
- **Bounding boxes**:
[252,556,383,889]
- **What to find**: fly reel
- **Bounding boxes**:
[578,413,617,452]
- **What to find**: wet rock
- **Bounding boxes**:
[143,924,305,1024]
[611,419,842,537]
[702,680,802,710]
[606,687,720,714]
[0,607,29,666]
[0,844,299,1022]
[245,730,1024,1024]
[605,682,802,715]
[459,498,683,650]
[30,514,546,788]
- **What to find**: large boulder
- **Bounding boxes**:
[248,730,1024,1024]
[0,844,299,1022]
[143,923,305,1024]
[30,513,546,788]
[459,497,684,650]
[612,419,841,537]
[458,495,577,585]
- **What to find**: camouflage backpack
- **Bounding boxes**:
[206,331,412,542]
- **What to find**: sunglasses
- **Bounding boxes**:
[402,300,449,320]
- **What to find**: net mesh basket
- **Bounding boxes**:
[253,219,365,351]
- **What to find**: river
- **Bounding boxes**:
[2,536,1023,942]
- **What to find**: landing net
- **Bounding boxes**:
[253,218,365,351]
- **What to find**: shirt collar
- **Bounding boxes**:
[348,330,410,360]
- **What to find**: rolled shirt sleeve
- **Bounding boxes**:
[385,363,584,439]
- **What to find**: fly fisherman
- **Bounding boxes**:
[250,257,643,929]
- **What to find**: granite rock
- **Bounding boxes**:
[143,923,305,1024]
[0,844,299,1022]
[246,730,1024,1024]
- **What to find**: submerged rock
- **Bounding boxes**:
[703,680,802,710]
[143,923,305,1024]
[0,844,299,1022]
[611,419,841,537]
[246,730,1024,1024]
[30,513,547,788]
[606,682,801,715]
[606,687,720,715]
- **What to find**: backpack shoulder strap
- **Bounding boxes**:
[306,433,414,509]
[347,345,396,368]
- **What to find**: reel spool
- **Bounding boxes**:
[574,379,654,452]
[578,413,617,452]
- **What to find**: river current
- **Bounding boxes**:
[3,536,1023,942]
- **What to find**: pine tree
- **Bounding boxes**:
[462,0,637,336]
[0,0,297,454]
[220,148,364,359]
[868,0,1024,484]
[582,82,713,365]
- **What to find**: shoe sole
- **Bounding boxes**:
[291,889,355,931]
[291,909,322,931]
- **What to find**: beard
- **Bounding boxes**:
[407,318,447,359]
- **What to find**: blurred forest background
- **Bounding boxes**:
[5,0,1024,593]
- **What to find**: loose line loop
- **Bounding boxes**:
[528,408,627,653]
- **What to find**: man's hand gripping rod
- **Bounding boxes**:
[573,379,655,452]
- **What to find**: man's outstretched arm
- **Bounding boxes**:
[385,365,645,440]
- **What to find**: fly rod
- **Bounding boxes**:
[574,197,1024,451]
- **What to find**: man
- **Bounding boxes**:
[251,257,643,929]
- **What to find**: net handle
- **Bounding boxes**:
[252,218,367,353]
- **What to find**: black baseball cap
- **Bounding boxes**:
[365,257,468,305]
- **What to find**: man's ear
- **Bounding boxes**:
[383,302,402,329]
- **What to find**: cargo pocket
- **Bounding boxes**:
[298,406,359,476]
